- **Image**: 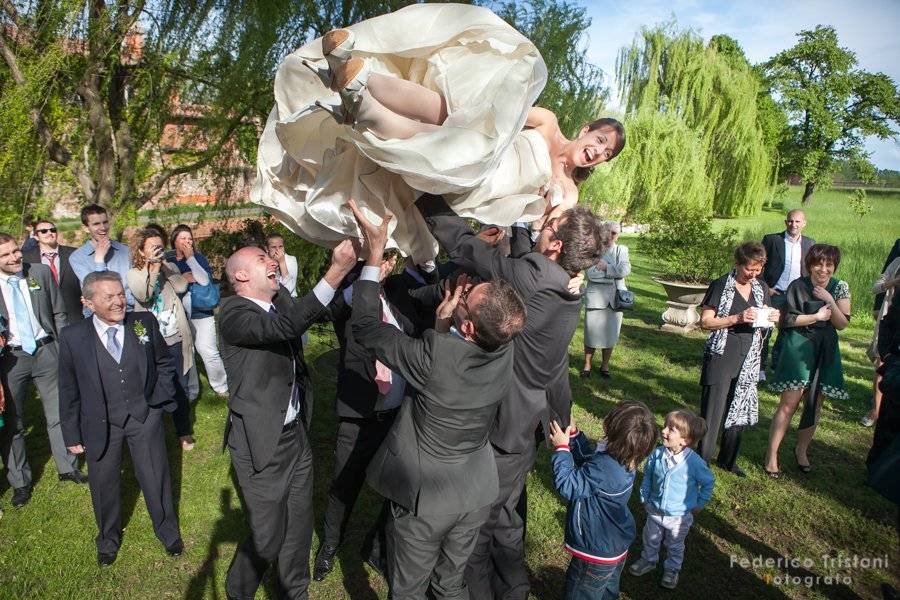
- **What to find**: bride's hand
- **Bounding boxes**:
[347,199,392,266]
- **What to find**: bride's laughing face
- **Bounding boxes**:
[570,124,621,168]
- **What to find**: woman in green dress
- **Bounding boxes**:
[764,244,851,477]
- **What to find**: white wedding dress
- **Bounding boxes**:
[252,3,550,262]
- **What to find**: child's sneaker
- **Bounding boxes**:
[661,569,679,589]
[629,557,656,576]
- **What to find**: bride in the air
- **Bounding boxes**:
[252,3,624,262]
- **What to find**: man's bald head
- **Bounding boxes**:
[226,246,280,301]
[784,209,807,239]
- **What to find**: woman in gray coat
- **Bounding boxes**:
[581,222,631,378]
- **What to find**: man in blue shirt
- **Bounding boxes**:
[68,204,133,316]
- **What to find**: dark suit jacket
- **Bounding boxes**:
[875,238,900,312]
[383,268,439,337]
[761,232,816,290]
[353,278,510,516]
[325,278,416,420]
[58,312,176,458]
[23,245,83,325]
[0,262,67,338]
[417,194,581,453]
[218,287,326,472]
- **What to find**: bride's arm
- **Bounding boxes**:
[526,106,556,128]
[526,107,560,140]
[541,179,579,222]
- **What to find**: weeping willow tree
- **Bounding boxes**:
[584,110,712,220]
[614,24,773,217]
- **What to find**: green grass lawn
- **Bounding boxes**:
[1,186,898,598]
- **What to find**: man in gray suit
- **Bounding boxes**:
[417,194,606,600]
[349,201,527,600]
[0,233,84,509]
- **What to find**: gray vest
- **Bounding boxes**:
[94,331,148,426]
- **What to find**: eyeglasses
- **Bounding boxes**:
[36,227,57,234]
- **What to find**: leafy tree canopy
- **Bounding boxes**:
[763,25,900,203]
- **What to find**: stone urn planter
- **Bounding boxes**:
[652,278,710,333]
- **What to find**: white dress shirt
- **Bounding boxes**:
[0,271,49,346]
[245,277,337,424]
[92,315,125,354]
[775,233,803,292]
[40,249,61,275]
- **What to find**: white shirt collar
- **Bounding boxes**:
[92,314,123,335]
[783,231,801,244]
[243,296,274,312]
[0,270,23,283]
[664,446,690,466]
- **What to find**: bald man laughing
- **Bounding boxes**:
[219,241,358,600]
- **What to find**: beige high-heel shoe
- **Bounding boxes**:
[315,57,372,126]
[302,28,356,88]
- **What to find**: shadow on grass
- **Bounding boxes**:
[308,346,383,600]
[184,487,245,600]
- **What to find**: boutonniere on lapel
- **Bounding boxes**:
[27,277,41,291]
[133,321,150,345]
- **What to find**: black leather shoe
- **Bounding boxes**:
[98,552,117,567]
[11,486,31,508]
[165,539,184,557]
[59,470,89,484]
[313,544,338,581]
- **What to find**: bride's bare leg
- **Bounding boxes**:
[366,73,448,125]
[357,90,442,140]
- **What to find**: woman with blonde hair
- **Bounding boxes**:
[127,228,196,451]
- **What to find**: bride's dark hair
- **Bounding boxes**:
[572,117,626,184]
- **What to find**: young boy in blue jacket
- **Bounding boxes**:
[629,409,715,589]
[549,401,658,600]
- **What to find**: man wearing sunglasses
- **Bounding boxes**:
[416,193,608,600]
[22,220,84,325]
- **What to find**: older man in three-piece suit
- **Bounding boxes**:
[58,271,182,567]
[0,233,82,510]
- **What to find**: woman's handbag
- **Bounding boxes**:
[190,281,221,311]
[613,289,635,311]
[610,246,634,310]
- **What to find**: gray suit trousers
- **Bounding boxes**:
[464,444,537,600]
[387,501,491,600]
[1,343,77,487]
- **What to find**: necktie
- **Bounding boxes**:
[106,326,122,362]
[42,252,59,285]
[374,295,393,395]
[7,276,37,354]
[269,305,301,413]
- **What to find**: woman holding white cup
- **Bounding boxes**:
[698,242,779,476]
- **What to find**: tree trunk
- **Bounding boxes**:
[802,181,815,204]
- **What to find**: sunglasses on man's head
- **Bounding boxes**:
[36,228,57,234]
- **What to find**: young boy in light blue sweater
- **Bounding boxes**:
[629,409,715,589]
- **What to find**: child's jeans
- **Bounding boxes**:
[639,505,694,571]
[564,556,625,600]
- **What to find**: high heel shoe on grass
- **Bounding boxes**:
[302,28,356,88]
[794,448,812,473]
